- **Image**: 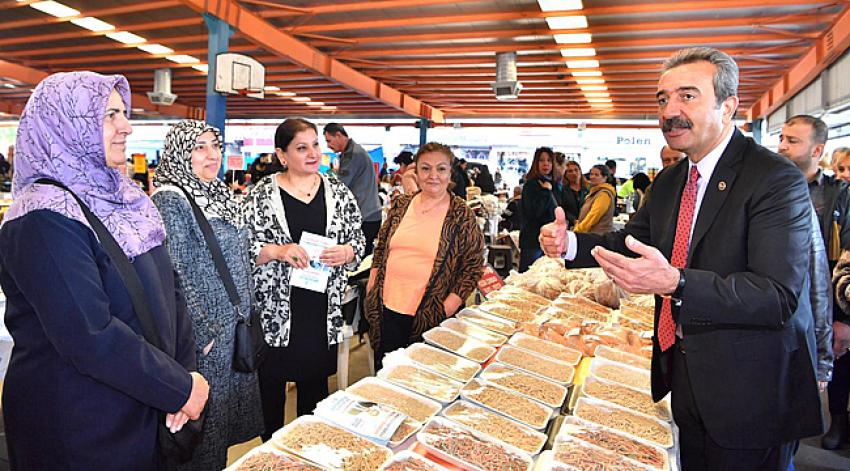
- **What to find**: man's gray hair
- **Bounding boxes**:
[662,47,739,107]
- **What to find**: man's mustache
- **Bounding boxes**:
[661,117,693,133]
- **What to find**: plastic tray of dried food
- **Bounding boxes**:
[550,435,650,471]
[416,417,534,471]
[594,345,651,370]
[555,416,670,471]
[478,300,545,324]
[495,345,575,384]
[269,415,393,471]
[378,450,449,471]
[457,307,517,336]
[388,417,423,448]
[573,397,674,449]
[378,363,463,404]
[442,400,548,455]
[582,375,672,422]
[226,445,327,471]
[405,343,481,383]
[346,377,442,423]
[479,363,568,409]
[589,357,652,393]
[461,379,553,430]
[509,332,582,365]
[422,327,496,363]
[441,317,508,347]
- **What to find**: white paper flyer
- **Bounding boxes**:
[314,391,407,445]
[290,232,334,292]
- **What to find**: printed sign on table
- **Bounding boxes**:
[477,264,505,298]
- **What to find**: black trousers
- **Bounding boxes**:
[672,340,796,471]
[257,349,330,442]
[362,220,381,256]
[375,306,415,371]
[828,351,850,414]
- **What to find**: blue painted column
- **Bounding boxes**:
[204,13,232,136]
[419,118,429,146]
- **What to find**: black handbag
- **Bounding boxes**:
[173,185,268,372]
[35,178,204,465]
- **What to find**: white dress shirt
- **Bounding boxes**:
[563,125,735,260]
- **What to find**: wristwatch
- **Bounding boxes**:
[671,268,686,301]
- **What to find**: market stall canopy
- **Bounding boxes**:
[0,0,848,121]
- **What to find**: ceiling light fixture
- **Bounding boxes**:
[321,106,337,111]
[566,59,600,69]
[263,85,280,91]
[583,92,610,98]
[137,43,172,54]
[591,103,614,108]
[546,16,588,30]
[107,31,146,45]
[70,17,114,32]
[306,101,325,107]
[538,0,583,11]
[29,1,79,18]
[560,47,595,57]
[576,78,605,84]
[571,70,603,77]
[290,97,311,102]
[275,92,297,97]
[580,85,608,91]
[553,33,592,44]
[191,64,209,74]
[165,55,200,64]
[587,97,613,103]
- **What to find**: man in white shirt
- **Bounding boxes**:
[540,47,822,470]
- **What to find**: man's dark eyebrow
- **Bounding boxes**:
[656,86,701,98]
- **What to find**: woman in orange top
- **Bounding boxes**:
[365,143,485,368]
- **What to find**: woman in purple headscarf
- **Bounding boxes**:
[0,72,209,470]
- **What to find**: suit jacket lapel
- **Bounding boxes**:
[687,130,745,262]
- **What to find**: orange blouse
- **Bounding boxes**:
[382,199,448,315]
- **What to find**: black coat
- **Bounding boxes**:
[570,130,822,449]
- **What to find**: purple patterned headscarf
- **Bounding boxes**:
[4,71,165,258]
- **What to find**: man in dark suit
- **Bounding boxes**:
[541,47,822,469]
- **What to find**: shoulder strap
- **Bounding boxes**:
[34,178,165,351]
[172,186,242,312]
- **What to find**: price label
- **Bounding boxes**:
[132,154,147,174]
[477,265,505,298]
[226,155,245,171]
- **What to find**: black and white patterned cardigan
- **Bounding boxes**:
[242,173,365,347]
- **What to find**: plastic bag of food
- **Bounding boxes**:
[270,416,393,470]
[589,357,652,392]
[416,417,533,471]
[479,363,568,408]
[457,308,517,336]
[461,379,553,430]
[495,345,575,384]
[378,363,463,403]
[582,375,671,422]
[441,317,508,347]
[405,343,481,383]
[226,446,324,471]
[346,377,441,423]
[378,450,448,471]
[422,327,496,363]
[573,397,674,448]
[556,416,669,471]
[508,332,582,365]
[442,401,548,455]
[594,345,651,370]
[551,435,648,471]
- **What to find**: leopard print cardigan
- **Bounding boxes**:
[365,192,485,351]
[242,173,365,347]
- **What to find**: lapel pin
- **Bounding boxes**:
[718,181,727,191]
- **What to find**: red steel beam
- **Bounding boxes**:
[748,5,850,120]
[178,0,444,122]
[0,1,183,32]
[0,59,203,119]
